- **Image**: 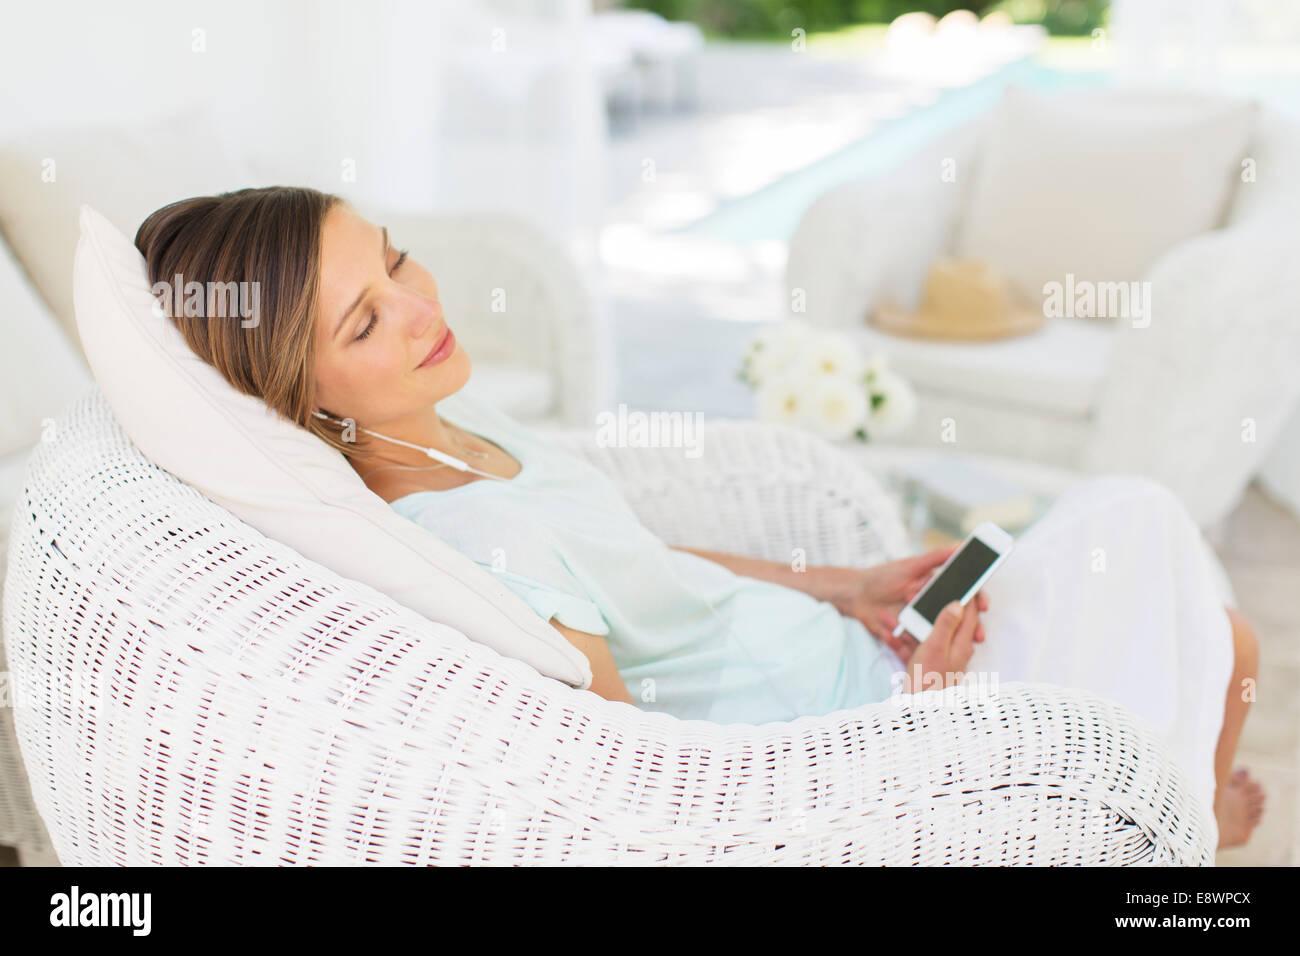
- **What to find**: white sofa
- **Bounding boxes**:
[2,386,1216,865]
[786,90,1300,530]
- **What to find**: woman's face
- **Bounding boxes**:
[312,203,469,429]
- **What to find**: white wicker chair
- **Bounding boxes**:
[0,598,56,865]
[1,387,1214,865]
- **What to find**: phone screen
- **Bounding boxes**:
[913,537,1000,623]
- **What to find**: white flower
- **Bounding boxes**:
[754,369,808,425]
[863,351,890,383]
[741,321,816,386]
[791,330,867,383]
[864,369,918,439]
[800,373,870,442]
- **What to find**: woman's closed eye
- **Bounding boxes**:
[356,247,410,342]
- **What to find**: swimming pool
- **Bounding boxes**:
[674,60,1113,243]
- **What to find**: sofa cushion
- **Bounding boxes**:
[0,106,259,353]
[71,204,592,688]
[848,314,1114,419]
[955,86,1257,310]
[0,234,92,457]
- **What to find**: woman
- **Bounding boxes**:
[135,186,1264,849]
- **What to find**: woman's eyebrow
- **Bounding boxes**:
[333,226,390,340]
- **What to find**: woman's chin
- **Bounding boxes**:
[425,347,472,399]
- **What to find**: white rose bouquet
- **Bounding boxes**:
[738,320,917,442]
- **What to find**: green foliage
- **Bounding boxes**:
[985,0,1109,34]
[623,0,1107,37]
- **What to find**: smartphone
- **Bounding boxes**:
[893,521,1014,642]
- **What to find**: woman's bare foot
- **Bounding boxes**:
[1215,768,1265,848]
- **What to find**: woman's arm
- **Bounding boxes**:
[550,618,636,705]
[671,545,986,660]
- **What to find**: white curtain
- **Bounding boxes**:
[253,0,608,264]
[429,0,614,416]
[430,0,608,260]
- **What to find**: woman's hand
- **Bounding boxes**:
[902,599,981,694]
[847,546,988,665]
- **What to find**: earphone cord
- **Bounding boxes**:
[358,427,488,480]
[330,414,503,482]
[356,461,456,480]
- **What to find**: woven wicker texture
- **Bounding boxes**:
[0,596,53,855]
[2,387,1213,864]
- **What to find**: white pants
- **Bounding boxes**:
[968,475,1235,843]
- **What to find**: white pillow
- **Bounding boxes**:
[71,203,592,689]
[955,86,1258,309]
[0,231,92,457]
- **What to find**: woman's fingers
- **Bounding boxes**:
[888,632,918,666]
[931,600,964,652]
[910,546,956,581]
[951,599,980,665]
[922,545,957,567]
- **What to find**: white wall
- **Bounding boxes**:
[0,0,607,245]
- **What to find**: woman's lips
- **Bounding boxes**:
[417,327,455,369]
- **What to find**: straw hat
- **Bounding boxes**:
[872,257,1044,340]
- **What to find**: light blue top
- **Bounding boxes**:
[389,392,905,725]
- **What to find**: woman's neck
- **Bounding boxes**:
[350,404,467,476]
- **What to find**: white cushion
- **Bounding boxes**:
[0,106,259,352]
[956,86,1258,308]
[459,361,557,422]
[848,314,1114,419]
[71,204,592,689]
[0,234,92,457]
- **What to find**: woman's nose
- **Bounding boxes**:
[406,294,441,336]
